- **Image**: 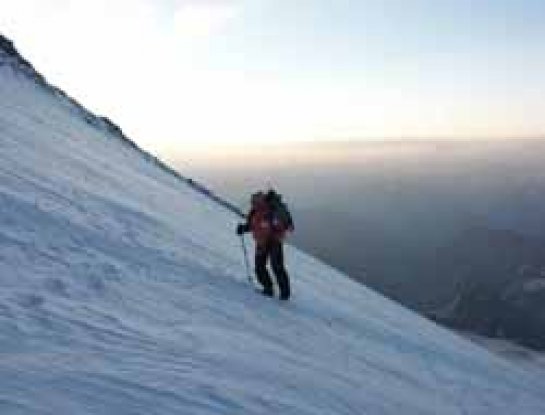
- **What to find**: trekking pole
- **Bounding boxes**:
[240,234,253,283]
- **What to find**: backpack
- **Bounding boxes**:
[266,191,294,231]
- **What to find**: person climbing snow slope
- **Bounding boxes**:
[237,190,294,300]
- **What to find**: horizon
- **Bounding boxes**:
[2,0,545,162]
[167,135,545,169]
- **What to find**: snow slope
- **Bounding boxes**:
[1,36,545,414]
[464,333,545,381]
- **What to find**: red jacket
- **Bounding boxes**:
[247,205,291,246]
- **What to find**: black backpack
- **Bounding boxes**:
[266,190,294,230]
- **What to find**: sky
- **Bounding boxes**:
[2,0,545,160]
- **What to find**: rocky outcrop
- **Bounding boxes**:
[430,227,545,350]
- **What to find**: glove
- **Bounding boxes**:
[236,223,246,235]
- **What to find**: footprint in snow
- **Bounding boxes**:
[16,293,45,308]
[43,277,69,297]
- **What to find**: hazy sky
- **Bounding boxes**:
[2,0,545,160]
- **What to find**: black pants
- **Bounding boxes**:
[255,239,291,299]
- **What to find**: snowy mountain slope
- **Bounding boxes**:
[464,334,545,381]
[1,36,545,415]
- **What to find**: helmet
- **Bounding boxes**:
[265,189,280,204]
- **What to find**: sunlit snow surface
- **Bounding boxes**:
[1,60,545,415]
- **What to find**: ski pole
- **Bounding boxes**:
[240,234,253,283]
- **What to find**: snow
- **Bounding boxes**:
[1,48,545,415]
[464,334,545,380]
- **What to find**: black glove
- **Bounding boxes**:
[236,223,246,235]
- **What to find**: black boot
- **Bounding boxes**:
[260,287,273,297]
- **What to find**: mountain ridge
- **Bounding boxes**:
[0,33,243,218]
